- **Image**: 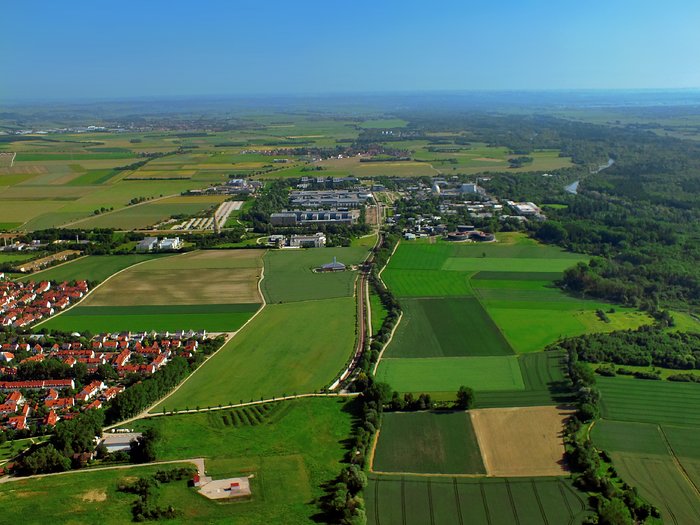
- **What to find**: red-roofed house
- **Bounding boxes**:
[44,410,58,427]
[75,381,105,402]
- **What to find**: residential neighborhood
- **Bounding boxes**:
[0,332,207,433]
[0,279,89,328]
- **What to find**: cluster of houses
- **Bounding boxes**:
[0,332,206,432]
[0,279,88,328]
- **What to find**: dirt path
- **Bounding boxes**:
[0,457,206,484]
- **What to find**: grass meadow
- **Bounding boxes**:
[261,247,368,303]
[366,475,590,525]
[372,411,484,474]
[1,398,352,525]
[152,297,356,411]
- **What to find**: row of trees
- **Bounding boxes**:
[552,326,700,370]
[562,350,659,524]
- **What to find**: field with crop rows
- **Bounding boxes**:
[372,411,485,474]
[367,475,590,525]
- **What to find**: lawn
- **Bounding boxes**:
[375,356,525,394]
[19,254,172,283]
[384,297,513,358]
[39,303,260,333]
[1,398,352,525]
[366,475,590,525]
[372,411,484,474]
[597,376,700,427]
[261,247,368,303]
[152,297,356,412]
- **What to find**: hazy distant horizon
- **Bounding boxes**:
[3,0,700,102]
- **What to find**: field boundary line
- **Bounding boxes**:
[657,424,700,500]
[61,192,181,228]
[367,428,381,472]
[369,468,486,478]
[133,253,269,420]
[32,255,177,328]
[371,311,403,376]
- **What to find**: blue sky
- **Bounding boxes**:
[3,0,700,101]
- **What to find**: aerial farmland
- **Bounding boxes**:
[1,97,700,525]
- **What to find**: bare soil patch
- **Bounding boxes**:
[79,489,107,502]
[470,405,572,477]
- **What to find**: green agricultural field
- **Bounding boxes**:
[375,356,524,394]
[261,247,368,303]
[386,242,454,271]
[442,256,583,273]
[461,351,574,408]
[40,303,260,333]
[385,297,513,358]
[152,297,356,412]
[19,254,171,282]
[609,452,700,525]
[1,398,352,525]
[597,376,700,426]
[591,420,669,456]
[381,269,474,297]
[366,475,591,525]
[372,411,484,474]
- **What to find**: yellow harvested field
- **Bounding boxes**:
[470,406,572,477]
[82,250,264,306]
[142,249,263,270]
[83,268,261,305]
